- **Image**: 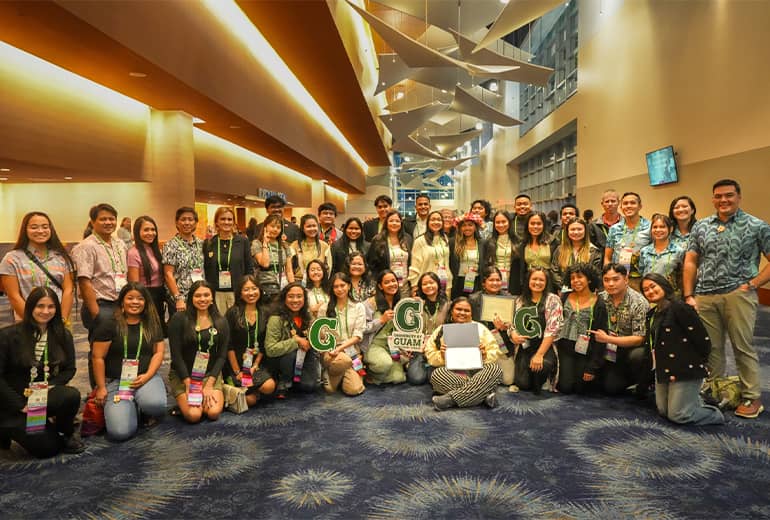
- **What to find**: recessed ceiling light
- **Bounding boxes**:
[128,71,147,78]
[441,89,447,94]
[0,177,8,181]
[229,125,241,129]
[0,168,10,172]
[64,176,73,180]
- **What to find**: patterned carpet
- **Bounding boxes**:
[1,297,770,519]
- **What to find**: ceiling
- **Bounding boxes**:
[0,0,389,191]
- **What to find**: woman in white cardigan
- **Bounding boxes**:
[408,211,452,298]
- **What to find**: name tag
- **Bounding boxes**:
[463,267,477,293]
[191,351,210,380]
[618,248,633,271]
[605,343,618,363]
[392,261,407,284]
[218,270,232,289]
[279,272,288,290]
[241,348,255,387]
[114,272,128,292]
[491,330,508,354]
[575,334,590,355]
[25,382,48,434]
[294,349,307,383]
[188,380,203,407]
[191,268,204,282]
[117,359,139,401]
[499,268,510,291]
[437,266,449,293]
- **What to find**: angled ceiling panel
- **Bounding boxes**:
[473,0,564,53]
[450,86,522,126]
[429,129,483,155]
[374,53,411,95]
[379,102,448,141]
[374,0,502,35]
[392,135,448,160]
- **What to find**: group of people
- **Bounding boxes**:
[1,180,768,459]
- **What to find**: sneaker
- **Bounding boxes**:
[484,391,498,409]
[432,394,455,411]
[735,399,764,419]
[62,433,86,454]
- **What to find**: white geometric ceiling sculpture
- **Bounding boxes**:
[472,0,565,53]
[366,172,393,187]
[379,102,448,141]
[428,110,462,126]
[373,0,503,36]
[429,129,483,155]
[450,86,522,126]
[400,173,426,189]
[450,29,553,86]
[392,135,448,160]
[375,54,411,95]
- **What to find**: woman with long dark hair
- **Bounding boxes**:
[366,210,413,297]
[317,273,366,396]
[424,297,502,410]
[305,259,330,319]
[508,267,563,393]
[224,275,276,408]
[0,287,83,457]
[92,282,167,440]
[361,270,406,385]
[469,266,517,386]
[518,212,556,287]
[127,215,167,333]
[290,214,332,283]
[167,280,229,423]
[482,211,521,295]
[331,217,369,274]
[449,212,486,300]
[668,195,697,249]
[556,263,608,394]
[408,211,452,297]
[264,282,320,397]
[641,273,723,425]
[407,272,450,385]
[252,213,294,305]
[0,211,75,321]
[638,214,685,293]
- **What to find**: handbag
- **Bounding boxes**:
[81,389,105,436]
[222,383,248,414]
[701,376,742,410]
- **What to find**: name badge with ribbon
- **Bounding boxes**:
[605,343,618,363]
[491,329,508,354]
[436,266,449,294]
[114,272,128,292]
[117,360,139,402]
[463,267,478,293]
[218,271,232,289]
[575,334,590,355]
[241,348,255,387]
[392,261,407,286]
[293,349,307,383]
[188,350,210,407]
[499,268,510,291]
[25,382,48,434]
[618,247,633,272]
[345,346,365,373]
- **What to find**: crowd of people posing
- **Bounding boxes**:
[1,179,769,459]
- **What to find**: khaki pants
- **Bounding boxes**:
[322,352,365,396]
[214,291,235,315]
[697,288,760,400]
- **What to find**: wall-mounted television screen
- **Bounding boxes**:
[646,145,679,186]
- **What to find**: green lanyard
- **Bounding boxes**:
[620,221,641,248]
[496,238,511,264]
[312,287,328,305]
[574,295,595,334]
[432,238,447,265]
[389,242,405,264]
[196,322,216,353]
[245,310,259,349]
[217,236,232,271]
[336,304,350,339]
[123,323,144,360]
[462,243,480,266]
[95,235,125,272]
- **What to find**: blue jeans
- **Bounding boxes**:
[104,374,167,441]
[655,378,724,425]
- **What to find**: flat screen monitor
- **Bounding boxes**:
[646,145,679,186]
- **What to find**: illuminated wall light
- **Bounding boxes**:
[0,42,149,122]
[64,176,73,180]
[0,177,8,181]
[0,168,10,172]
[489,81,498,92]
[128,71,148,78]
[201,0,368,173]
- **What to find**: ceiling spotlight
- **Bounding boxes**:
[396,91,404,100]
[0,177,7,181]
[441,89,447,94]
[0,168,10,172]
[489,81,498,92]
[128,71,147,78]
[403,157,411,162]
[475,122,483,130]
[229,125,241,129]
[64,176,73,180]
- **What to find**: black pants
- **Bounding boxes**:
[146,286,168,337]
[514,346,556,393]
[0,385,81,458]
[265,349,320,393]
[557,339,597,395]
[406,353,431,385]
[602,346,652,395]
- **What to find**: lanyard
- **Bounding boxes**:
[462,242,479,264]
[30,336,49,385]
[300,240,320,259]
[123,323,144,360]
[573,295,595,333]
[496,238,511,262]
[431,238,447,265]
[389,242,405,264]
[95,235,124,272]
[620,220,641,248]
[217,236,233,271]
[196,321,216,353]
[336,304,350,339]
[245,310,259,349]
[312,287,328,305]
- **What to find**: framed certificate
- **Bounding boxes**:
[480,294,515,323]
[443,323,483,371]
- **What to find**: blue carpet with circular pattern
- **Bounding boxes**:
[1,300,770,519]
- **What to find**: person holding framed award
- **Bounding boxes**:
[424,297,502,410]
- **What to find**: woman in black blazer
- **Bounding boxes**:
[203,207,254,313]
[0,287,84,457]
[640,273,724,425]
[366,210,413,297]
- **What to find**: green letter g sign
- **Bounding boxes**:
[309,317,337,352]
[393,298,423,333]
